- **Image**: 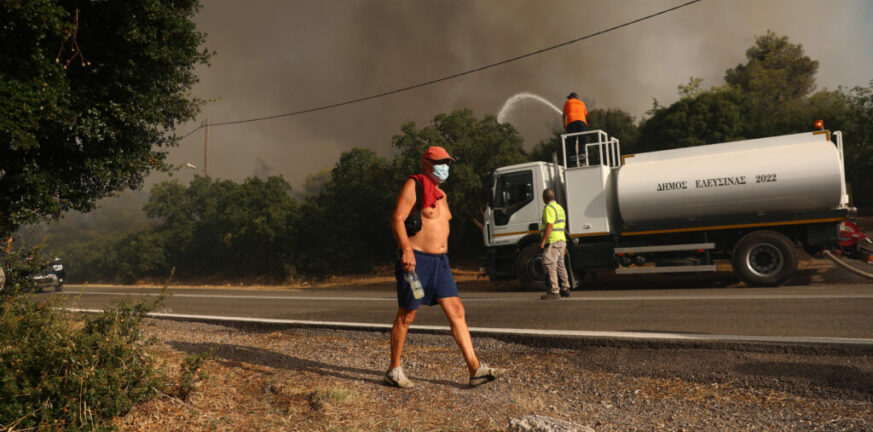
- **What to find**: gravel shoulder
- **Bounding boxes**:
[118,319,873,432]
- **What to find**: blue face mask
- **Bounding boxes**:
[432,164,450,182]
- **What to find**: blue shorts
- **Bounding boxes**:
[395,250,459,310]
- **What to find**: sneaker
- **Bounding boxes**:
[540,293,561,300]
[469,364,506,387]
[560,290,571,298]
[384,367,414,389]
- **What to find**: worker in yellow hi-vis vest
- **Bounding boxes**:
[538,189,570,300]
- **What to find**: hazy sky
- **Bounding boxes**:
[156,0,873,191]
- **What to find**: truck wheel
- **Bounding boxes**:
[732,230,797,286]
[55,283,63,292]
[516,243,547,291]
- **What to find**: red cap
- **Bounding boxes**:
[422,146,455,162]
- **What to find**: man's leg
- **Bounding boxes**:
[571,128,581,161]
[566,121,586,164]
[542,244,560,294]
[437,297,480,375]
[555,242,570,291]
[389,307,417,370]
[564,126,578,164]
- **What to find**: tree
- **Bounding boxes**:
[527,133,559,163]
[677,76,705,99]
[840,83,873,207]
[300,168,332,198]
[586,108,639,153]
[724,30,818,133]
[222,176,297,277]
[299,148,396,272]
[636,89,749,152]
[144,176,297,280]
[0,0,210,235]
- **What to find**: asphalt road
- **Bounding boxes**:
[44,281,873,342]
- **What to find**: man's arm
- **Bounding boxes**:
[392,178,417,272]
[539,223,553,249]
[539,205,555,248]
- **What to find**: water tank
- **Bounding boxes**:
[616,132,844,225]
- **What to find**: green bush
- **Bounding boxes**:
[0,291,166,431]
[1,249,42,296]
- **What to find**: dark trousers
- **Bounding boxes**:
[564,120,588,162]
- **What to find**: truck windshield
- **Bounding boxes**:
[493,170,534,225]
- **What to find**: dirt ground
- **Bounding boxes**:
[116,319,873,432]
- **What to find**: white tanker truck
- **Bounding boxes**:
[483,128,872,288]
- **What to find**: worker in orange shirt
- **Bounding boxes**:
[562,92,588,163]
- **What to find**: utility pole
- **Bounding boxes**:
[203,119,209,176]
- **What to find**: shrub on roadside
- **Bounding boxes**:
[0,249,42,296]
[176,350,211,401]
[0,291,166,431]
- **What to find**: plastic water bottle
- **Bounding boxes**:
[405,272,424,299]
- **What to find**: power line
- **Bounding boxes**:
[176,0,702,137]
[177,125,203,140]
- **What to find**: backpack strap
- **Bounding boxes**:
[404,177,424,237]
[413,177,423,210]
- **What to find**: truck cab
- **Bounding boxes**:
[484,162,559,247]
[483,130,618,287]
[483,161,558,284]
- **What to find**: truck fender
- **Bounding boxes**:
[514,233,543,255]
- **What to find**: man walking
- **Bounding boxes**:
[562,92,589,163]
[386,146,505,389]
[539,189,571,300]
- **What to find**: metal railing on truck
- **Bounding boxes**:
[560,130,621,169]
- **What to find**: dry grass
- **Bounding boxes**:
[116,323,508,432]
[112,319,873,432]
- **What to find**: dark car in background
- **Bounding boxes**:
[0,256,66,293]
[32,257,65,292]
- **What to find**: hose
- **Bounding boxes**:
[823,250,873,280]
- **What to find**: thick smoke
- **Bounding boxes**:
[161,0,873,191]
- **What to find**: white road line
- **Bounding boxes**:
[60,308,873,346]
[557,294,873,301]
[59,291,873,302]
[63,292,393,301]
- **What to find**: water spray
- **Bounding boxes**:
[497,92,562,124]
